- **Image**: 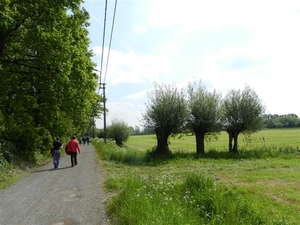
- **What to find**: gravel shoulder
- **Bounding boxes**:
[0,144,109,225]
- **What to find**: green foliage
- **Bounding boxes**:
[222,85,265,133]
[0,138,16,163]
[107,119,131,146]
[221,85,265,153]
[142,83,188,155]
[187,80,222,131]
[0,153,10,182]
[187,80,222,154]
[264,114,300,128]
[96,128,105,139]
[2,126,52,162]
[0,0,103,161]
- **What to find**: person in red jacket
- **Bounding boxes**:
[66,135,81,167]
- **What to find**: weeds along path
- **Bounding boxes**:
[0,143,109,225]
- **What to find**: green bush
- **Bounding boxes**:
[107,119,131,146]
[1,126,52,162]
[0,139,16,163]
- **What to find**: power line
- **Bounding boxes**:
[97,0,118,141]
[98,0,108,89]
[103,0,118,83]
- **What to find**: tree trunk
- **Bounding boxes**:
[227,130,239,153]
[115,139,122,146]
[156,132,169,155]
[232,134,239,153]
[194,131,205,154]
[228,131,233,153]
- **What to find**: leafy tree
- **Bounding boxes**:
[0,0,102,161]
[221,85,265,153]
[187,81,222,154]
[134,126,141,135]
[96,128,105,139]
[107,119,131,146]
[142,83,188,155]
[263,114,300,128]
[277,114,299,127]
[128,126,134,135]
[142,126,155,135]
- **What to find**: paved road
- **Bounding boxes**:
[0,144,109,225]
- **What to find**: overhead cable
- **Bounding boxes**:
[103,0,118,83]
[99,0,108,90]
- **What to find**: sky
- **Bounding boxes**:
[82,0,300,129]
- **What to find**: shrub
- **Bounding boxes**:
[107,119,131,146]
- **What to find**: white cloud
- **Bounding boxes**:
[134,26,146,34]
[147,0,300,31]
[92,47,173,85]
[125,89,148,100]
[96,101,144,128]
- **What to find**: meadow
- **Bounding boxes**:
[93,128,300,225]
[126,128,300,153]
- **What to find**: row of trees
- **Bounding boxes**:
[263,114,300,128]
[130,113,300,136]
[0,1,103,161]
[142,82,265,155]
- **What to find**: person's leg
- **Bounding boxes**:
[70,153,75,167]
[53,150,59,168]
[74,152,78,165]
[53,156,56,168]
[57,150,61,168]
[53,153,55,168]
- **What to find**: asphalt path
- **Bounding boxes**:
[0,143,109,225]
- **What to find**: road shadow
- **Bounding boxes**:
[33,166,71,173]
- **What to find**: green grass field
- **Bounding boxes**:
[126,128,300,152]
[94,128,300,224]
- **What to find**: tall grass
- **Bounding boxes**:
[93,138,295,224]
[0,153,10,182]
[107,173,272,225]
[93,141,147,165]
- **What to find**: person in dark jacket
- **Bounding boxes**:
[52,137,63,169]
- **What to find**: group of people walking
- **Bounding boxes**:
[79,136,89,145]
[51,135,81,169]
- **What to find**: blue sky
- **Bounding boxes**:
[82,0,300,129]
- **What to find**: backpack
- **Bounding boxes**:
[65,145,71,155]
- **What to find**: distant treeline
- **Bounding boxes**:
[129,113,300,135]
[263,113,300,128]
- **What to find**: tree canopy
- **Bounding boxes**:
[0,0,103,161]
[221,85,265,153]
[142,83,188,155]
[187,81,222,154]
[263,114,300,128]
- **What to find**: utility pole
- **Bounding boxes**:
[99,82,107,142]
[93,68,107,142]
